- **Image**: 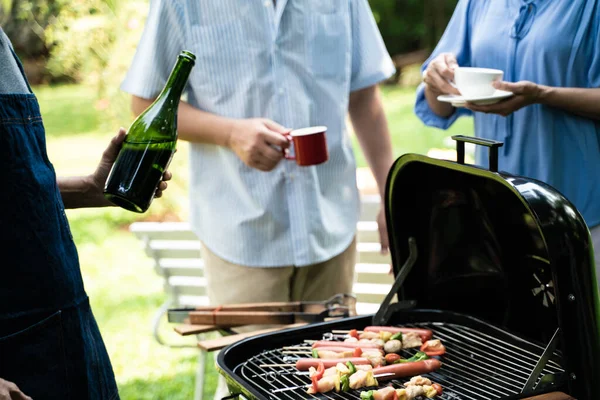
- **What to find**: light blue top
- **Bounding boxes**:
[121,0,395,266]
[415,0,600,229]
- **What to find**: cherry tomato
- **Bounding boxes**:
[420,340,446,357]
[432,383,443,395]
[349,329,359,339]
[384,353,401,364]
[353,347,363,357]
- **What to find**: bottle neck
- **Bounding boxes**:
[158,57,194,104]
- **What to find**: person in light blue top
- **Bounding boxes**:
[415,0,600,279]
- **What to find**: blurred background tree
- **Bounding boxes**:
[1,0,459,86]
[369,0,459,55]
[0,0,460,131]
[0,0,460,129]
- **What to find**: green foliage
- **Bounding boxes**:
[43,0,117,81]
[95,1,151,131]
[38,1,151,131]
[369,0,459,55]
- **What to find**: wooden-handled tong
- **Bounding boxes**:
[168,293,357,327]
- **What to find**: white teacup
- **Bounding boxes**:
[453,67,503,98]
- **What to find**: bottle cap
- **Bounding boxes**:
[179,50,196,64]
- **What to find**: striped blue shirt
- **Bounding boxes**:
[121,0,395,267]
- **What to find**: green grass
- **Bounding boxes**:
[35,84,102,137]
[36,82,473,399]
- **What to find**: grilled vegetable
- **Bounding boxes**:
[396,351,429,363]
[340,374,350,392]
[347,361,357,374]
[361,390,375,400]
[312,349,319,358]
[384,339,402,354]
[379,331,393,342]
[420,340,446,357]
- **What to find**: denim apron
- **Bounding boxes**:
[0,48,119,399]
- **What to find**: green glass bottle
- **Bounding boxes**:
[104,50,196,213]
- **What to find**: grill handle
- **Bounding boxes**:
[452,135,504,172]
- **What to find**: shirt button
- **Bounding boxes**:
[288,173,295,180]
[278,88,285,95]
[264,0,271,6]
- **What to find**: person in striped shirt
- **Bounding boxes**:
[122,2,396,394]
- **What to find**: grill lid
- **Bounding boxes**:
[383,135,600,399]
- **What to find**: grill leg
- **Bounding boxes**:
[194,343,207,400]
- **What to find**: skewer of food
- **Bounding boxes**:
[297,355,441,376]
[312,326,446,357]
[359,376,443,399]
[294,350,432,370]
[333,327,433,342]
[305,361,443,395]
[306,361,378,394]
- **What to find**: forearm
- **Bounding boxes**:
[132,96,233,146]
[539,86,600,120]
[58,176,112,209]
[349,85,395,197]
[424,85,455,118]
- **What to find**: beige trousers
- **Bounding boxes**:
[202,237,357,306]
[202,238,357,400]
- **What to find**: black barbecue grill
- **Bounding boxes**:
[216,136,600,400]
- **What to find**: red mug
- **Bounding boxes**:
[282,126,329,166]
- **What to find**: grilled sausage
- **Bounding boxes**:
[312,346,384,355]
[364,326,434,342]
[295,357,372,371]
[312,340,382,349]
[373,359,442,380]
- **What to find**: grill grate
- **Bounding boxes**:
[233,322,564,400]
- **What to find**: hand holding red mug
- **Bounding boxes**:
[227,118,291,171]
[281,126,329,167]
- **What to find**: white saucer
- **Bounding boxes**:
[437,90,514,107]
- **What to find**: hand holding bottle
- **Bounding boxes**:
[104,50,194,213]
[227,118,291,172]
[94,128,172,206]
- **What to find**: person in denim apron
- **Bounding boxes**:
[0,29,170,399]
